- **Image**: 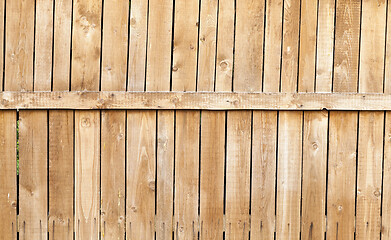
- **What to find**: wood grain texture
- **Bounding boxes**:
[233,0,264,92]
[382,112,391,239]
[251,111,277,239]
[226,110,251,239]
[49,110,74,240]
[127,110,156,239]
[327,111,358,240]
[5,0,35,91]
[19,110,48,240]
[0,111,17,239]
[200,111,225,239]
[75,110,100,240]
[0,0,4,90]
[174,110,200,240]
[101,110,126,239]
[301,111,328,240]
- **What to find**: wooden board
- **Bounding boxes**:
[127,110,156,239]
[200,111,225,239]
[174,110,200,240]
[0,0,4,90]
[327,111,358,239]
[49,110,74,240]
[382,112,391,239]
[0,111,17,239]
[225,110,251,239]
[101,111,126,239]
[386,0,391,93]
[19,110,48,240]
[250,111,277,239]
[75,110,100,239]
[301,111,328,240]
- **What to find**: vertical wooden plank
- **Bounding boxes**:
[101,0,129,91]
[382,113,391,239]
[215,0,234,92]
[250,111,277,239]
[333,0,360,92]
[128,0,148,91]
[263,0,283,92]
[146,0,174,92]
[0,0,4,90]
[301,111,328,240]
[34,0,53,91]
[0,111,17,239]
[127,110,156,239]
[226,110,251,239]
[298,0,318,92]
[5,0,34,91]
[386,0,391,93]
[19,110,48,240]
[197,0,218,91]
[200,111,225,239]
[53,0,72,91]
[327,111,358,240]
[315,0,335,93]
[174,111,200,240]
[233,0,264,92]
[276,111,302,240]
[156,110,175,240]
[75,110,100,240]
[71,0,102,91]
[171,0,200,91]
[49,110,74,240]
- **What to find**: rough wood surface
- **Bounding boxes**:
[382,112,391,239]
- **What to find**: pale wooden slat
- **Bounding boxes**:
[226,110,251,239]
[156,110,175,240]
[250,111,277,239]
[200,111,225,239]
[75,110,100,239]
[19,110,48,239]
[301,111,328,240]
[263,0,283,93]
[0,111,17,239]
[71,0,102,91]
[49,110,74,240]
[276,111,302,240]
[146,0,173,91]
[327,111,358,239]
[382,112,391,239]
[53,0,72,91]
[174,110,200,239]
[127,110,156,239]
[34,0,53,91]
[5,0,34,91]
[0,0,4,90]
[128,0,148,91]
[101,110,126,239]
[298,0,317,92]
[101,0,129,91]
[233,0,264,92]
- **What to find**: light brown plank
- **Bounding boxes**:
[226,110,251,239]
[101,0,129,91]
[0,0,4,90]
[200,111,225,239]
[53,0,72,91]
[34,0,53,91]
[156,110,175,240]
[127,110,156,239]
[19,110,48,240]
[250,111,277,239]
[301,111,328,240]
[233,0,264,92]
[5,0,34,91]
[71,0,102,91]
[382,112,391,239]
[49,110,74,240]
[75,110,100,240]
[327,111,358,240]
[128,0,148,91]
[101,110,126,239]
[0,111,17,239]
[174,110,200,240]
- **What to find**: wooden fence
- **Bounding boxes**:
[1,0,391,239]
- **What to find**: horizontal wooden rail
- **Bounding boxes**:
[1,91,391,110]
